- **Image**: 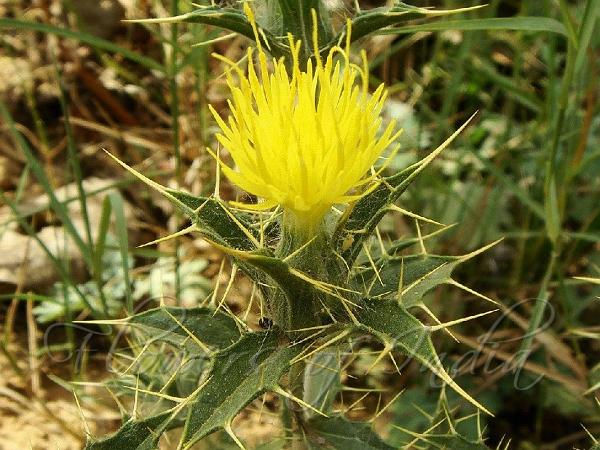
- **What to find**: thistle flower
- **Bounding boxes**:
[209,5,401,234]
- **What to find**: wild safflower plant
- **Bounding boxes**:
[90,3,495,449]
[209,6,401,235]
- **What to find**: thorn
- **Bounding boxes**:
[215,264,238,314]
[122,340,154,375]
[573,276,600,285]
[163,308,212,354]
[372,389,404,421]
[192,32,237,48]
[287,328,328,348]
[73,390,92,438]
[418,303,459,342]
[411,402,433,421]
[243,283,257,321]
[396,257,405,304]
[121,385,184,403]
[103,149,194,217]
[160,357,189,394]
[73,318,128,325]
[388,351,401,375]
[133,375,140,420]
[415,220,427,255]
[363,242,383,286]
[137,225,196,248]
[389,204,445,226]
[224,422,247,450]
[581,423,597,443]
[283,234,319,262]
[397,113,478,192]
[288,268,360,324]
[441,400,456,434]
[344,392,370,414]
[458,238,503,262]
[274,386,328,417]
[374,227,388,256]
[583,380,600,395]
[401,263,449,298]
[447,278,500,305]
[288,324,333,332]
[291,329,352,365]
[217,201,261,248]
[365,342,394,375]
[427,309,498,332]
[209,259,226,308]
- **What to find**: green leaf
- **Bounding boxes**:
[108,192,133,313]
[166,190,260,251]
[355,243,498,307]
[377,16,568,37]
[277,0,333,64]
[0,101,93,271]
[180,331,303,448]
[88,331,301,449]
[0,18,163,72]
[303,349,341,415]
[128,306,241,349]
[355,255,456,307]
[345,3,485,42]
[335,165,419,265]
[131,6,288,59]
[209,243,341,329]
[308,416,393,450]
[545,175,561,244]
[574,0,600,76]
[357,298,491,415]
[85,411,175,450]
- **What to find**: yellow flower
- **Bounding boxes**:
[209,5,401,232]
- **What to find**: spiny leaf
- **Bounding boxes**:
[167,190,260,251]
[209,245,352,329]
[85,411,175,450]
[343,2,484,43]
[308,416,394,450]
[128,306,241,349]
[385,224,456,255]
[128,6,288,59]
[355,255,457,307]
[355,241,500,307]
[303,350,341,415]
[88,331,302,449]
[334,164,418,265]
[357,298,492,415]
[180,331,303,448]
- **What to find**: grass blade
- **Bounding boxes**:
[0,18,164,72]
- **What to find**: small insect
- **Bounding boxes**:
[259,316,274,329]
[342,234,354,251]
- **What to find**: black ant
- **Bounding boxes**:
[259,316,274,329]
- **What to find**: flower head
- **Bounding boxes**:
[209,5,401,232]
